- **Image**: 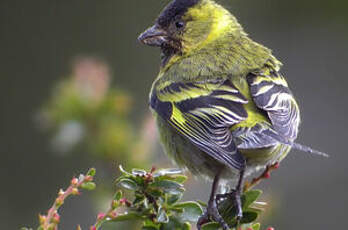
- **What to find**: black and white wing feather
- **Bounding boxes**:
[150,79,248,170]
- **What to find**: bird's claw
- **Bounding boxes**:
[197,198,230,230]
[216,190,243,221]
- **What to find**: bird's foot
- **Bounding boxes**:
[216,189,243,221]
[197,198,230,230]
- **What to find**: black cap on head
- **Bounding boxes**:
[157,0,199,27]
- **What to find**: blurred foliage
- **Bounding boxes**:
[39,57,156,168]
[23,166,267,230]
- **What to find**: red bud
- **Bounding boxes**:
[97,212,106,220]
[109,211,118,219]
[71,177,79,186]
[53,212,60,224]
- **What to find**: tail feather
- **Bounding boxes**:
[262,130,329,158]
[291,142,329,158]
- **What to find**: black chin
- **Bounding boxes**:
[160,43,180,67]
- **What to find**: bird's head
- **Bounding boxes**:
[138,0,245,66]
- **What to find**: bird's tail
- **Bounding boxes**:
[291,142,329,158]
[264,130,329,158]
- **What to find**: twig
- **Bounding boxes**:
[39,168,96,230]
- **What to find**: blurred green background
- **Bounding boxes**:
[1,0,348,229]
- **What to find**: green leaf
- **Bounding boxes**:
[142,219,160,230]
[157,207,169,223]
[142,227,158,230]
[132,168,147,176]
[81,182,96,190]
[114,190,123,201]
[151,180,184,195]
[87,168,96,177]
[143,218,159,227]
[240,211,258,224]
[119,165,131,176]
[161,217,191,230]
[167,193,183,205]
[111,212,144,222]
[147,188,163,198]
[242,190,262,209]
[196,200,207,208]
[133,194,145,205]
[117,178,138,191]
[216,189,261,226]
[201,222,221,230]
[174,201,203,222]
[168,175,188,184]
[175,175,187,183]
[153,168,183,177]
[252,223,261,230]
[155,175,188,185]
[222,211,258,227]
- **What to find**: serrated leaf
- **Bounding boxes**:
[242,190,262,209]
[151,180,184,195]
[153,168,183,177]
[117,178,138,190]
[174,201,203,222]
[81,182,96,190]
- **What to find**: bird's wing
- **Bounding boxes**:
[246,63,301,143]
[151,79,248,170]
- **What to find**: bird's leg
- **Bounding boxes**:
[216,169,245,222]
[197,170,230,230]
[234,169,245,220]
[243,162,280,192]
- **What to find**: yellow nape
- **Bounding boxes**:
[187,0,240,46]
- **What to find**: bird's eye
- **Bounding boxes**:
[175,21,185,29]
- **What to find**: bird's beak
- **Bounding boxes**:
[138,25,168,47]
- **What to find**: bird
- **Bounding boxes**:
[138,0,327,229]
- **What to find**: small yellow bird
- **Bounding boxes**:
[138,0,327,229]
